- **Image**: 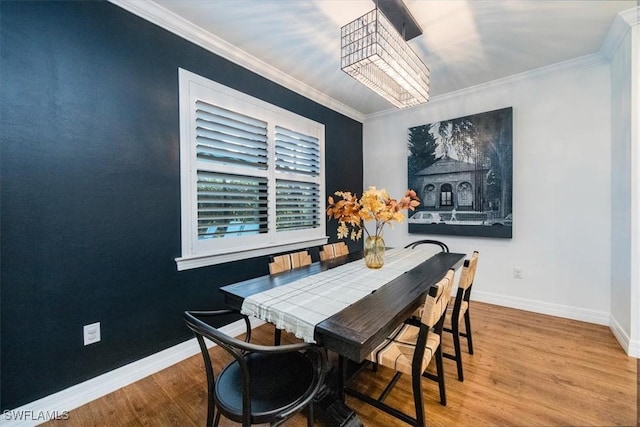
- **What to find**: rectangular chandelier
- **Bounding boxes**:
[341,8,430,108]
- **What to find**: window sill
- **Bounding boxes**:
[175,237,329,271]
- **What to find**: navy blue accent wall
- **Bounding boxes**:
[0,1,363,409]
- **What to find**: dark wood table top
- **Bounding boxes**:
[220,250,465,362]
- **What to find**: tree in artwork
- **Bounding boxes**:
[407,107,512,237]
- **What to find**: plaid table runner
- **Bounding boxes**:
[241,247,440,342]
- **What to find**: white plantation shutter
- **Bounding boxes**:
[194,101,269,241]
[195,101,268,169]
[274,126,322,232]
[197,172,268,239]
[178,69,326,269]
[275,126,320,176]
[276,180,321,231]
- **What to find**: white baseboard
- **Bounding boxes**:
[2,293,635,427]
[0,318,264,427]
[609,314,631,354]
[474,291,640,358]
[472,290,610,325]
[628,339,640,358]
[609,314,640,358]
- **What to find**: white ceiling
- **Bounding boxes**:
[144,0,635,117]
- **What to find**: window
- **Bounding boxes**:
[440,183,453,207]
[176,69,326,270]
[457,182,473,207]
[423,184,436,207]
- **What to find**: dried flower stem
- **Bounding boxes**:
[326,186,420,241]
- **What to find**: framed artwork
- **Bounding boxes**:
[407,107,513,238]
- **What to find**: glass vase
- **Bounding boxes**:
[364,235,385,269]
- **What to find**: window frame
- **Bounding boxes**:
[440,183,453,207]
[176,69,327,270]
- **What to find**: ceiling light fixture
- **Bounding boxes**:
[340,0,429,108]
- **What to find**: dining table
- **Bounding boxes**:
[219,246,465,426]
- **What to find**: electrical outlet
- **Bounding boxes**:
[513,267,524,279]
[83,322,101,346]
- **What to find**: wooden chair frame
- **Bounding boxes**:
[184,310,327,427]
[268,250,312,275]
[268,250,312,344]
[443,251,478,381]
[319,242,349,261]
[344,270,454,427]
[404,239,450,253]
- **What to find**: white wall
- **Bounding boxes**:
[633,22,640,358]
[364,57,612,325]
[607,9,639,357]
[610,23,634,351]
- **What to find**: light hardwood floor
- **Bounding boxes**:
[44,302,638,426]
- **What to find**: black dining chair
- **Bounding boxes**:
[268,249,313,345]
[443,250,479,381]
[319,242,349,261]
[404,239,450,320]
[268,250,312,274]
[184,310,327,427]
[404,239,450,252]
[344,269,455,427]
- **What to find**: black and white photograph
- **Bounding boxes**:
[408,107,513,238]
[3,1,637,425]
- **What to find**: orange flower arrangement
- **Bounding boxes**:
[326,186,420,241]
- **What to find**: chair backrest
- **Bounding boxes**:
[449,251,479,324]
[184,310,326,427]
[404,239,449,253]
[184,309,252,350]
[319,242,349,261]
[421,269,455,327]
[183,310,253,426]
[269,250,312,274]
[458,251,479,291]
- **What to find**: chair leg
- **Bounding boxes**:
[412,370,426,427]
[435,347,446,406]
[463,311,474,354]
[213,410,221,427]
[274,327,281,346]
[451,320,464,382]
[307,402,314,427]
[207,386,216,427]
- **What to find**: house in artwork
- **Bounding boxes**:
[412,155,490,212]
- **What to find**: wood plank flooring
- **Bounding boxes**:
[44,302,638,426]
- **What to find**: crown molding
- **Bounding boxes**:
[600,6,639,59]
[107,0,365,123]
[365,53,607,120]
[441,53,607,100]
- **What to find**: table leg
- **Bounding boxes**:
[339,355,347,401]
[313,356,364,426]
